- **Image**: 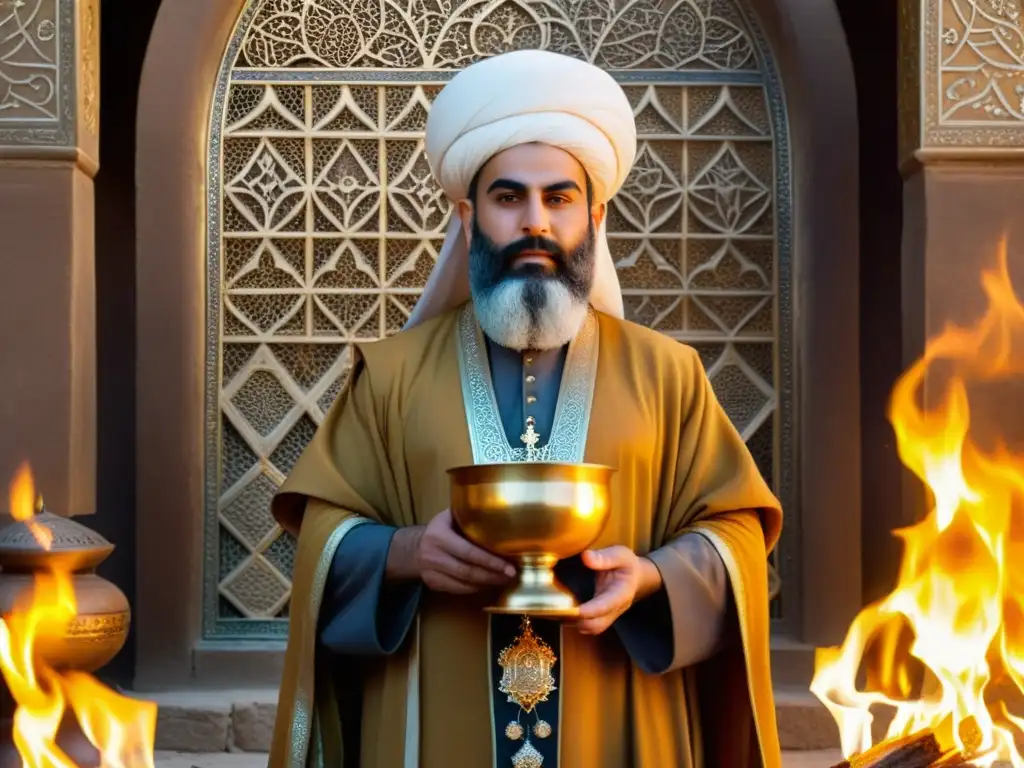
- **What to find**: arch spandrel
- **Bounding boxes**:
[203,0,794,641]
[236,0,762,71]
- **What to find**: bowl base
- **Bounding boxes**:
[484,605,581,619]
[485,570,581,620]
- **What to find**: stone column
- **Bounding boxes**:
[899,0,1024,516]
[0,0,99,517]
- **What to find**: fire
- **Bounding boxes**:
[0,463,157,767]
[811,238,1024,766]
[9,463,52,550]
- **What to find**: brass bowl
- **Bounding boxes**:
[448,462,615,618]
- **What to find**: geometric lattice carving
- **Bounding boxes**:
[231,371,296,436]
[208,0,787,634]
[221,473,279,548]
[264,531,298,577]
[220,555,291,618]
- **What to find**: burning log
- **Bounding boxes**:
[829,729,942,768]
[832,728,975,768]
[829,714,984,768]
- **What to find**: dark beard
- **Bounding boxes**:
[467,217,595,324]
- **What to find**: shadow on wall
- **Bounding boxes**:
[92,0,165,688]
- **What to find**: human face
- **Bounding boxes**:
[463,143,601,269]
[459,144,605,350]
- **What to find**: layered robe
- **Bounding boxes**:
[269,303,783,768]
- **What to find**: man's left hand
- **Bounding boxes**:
[576,546,662,635]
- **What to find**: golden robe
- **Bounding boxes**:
[269,304,783,768]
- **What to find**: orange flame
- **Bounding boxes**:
[8,462,51,550]
[811,238,1024,765]
[0,463,157,767]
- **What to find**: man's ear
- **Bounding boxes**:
[591,201,606,230]
[457,199,474,249]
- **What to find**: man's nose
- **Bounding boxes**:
[521,194,550,236]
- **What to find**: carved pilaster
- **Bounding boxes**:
[902,0,1024,164]
[898,5,1024,551]
[0,0,99,517]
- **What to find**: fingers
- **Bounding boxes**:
[576,616,615,635]
[430,552,513,586]
[418,509,517,593]
[422,571,478,594]
[575,580,631,635]
[582,546,631,571]
[577,582,630,621]
[444,531,517,577]
[429,508,516,576]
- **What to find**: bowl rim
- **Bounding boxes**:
[446,461,617,475]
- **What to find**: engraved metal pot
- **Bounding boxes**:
[449,462,615,618]
[0,508,130,672]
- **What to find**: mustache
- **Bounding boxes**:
[497,236,567,270]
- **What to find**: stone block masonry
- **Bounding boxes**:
[146,688,840,754]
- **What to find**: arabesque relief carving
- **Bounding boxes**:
[940,0,1024,122]
[0,0,83,148]
[239,0,759,71]
[904,0,1024,150]
[0,0,59,122]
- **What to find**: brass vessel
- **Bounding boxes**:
[449,462,615,618]
[0,508,130,672]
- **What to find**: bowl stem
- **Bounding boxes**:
[486,554,580,618]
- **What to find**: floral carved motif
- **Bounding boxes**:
[0,0,59,122]
[939,0,1024,124]
[238,0,758,71]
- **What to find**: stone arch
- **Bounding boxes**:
[136,0,859,688]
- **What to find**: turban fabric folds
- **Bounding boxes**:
[404,50,638,329]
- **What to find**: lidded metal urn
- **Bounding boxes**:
[0,500,130,672]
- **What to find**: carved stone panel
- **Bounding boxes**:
[903,0,1024,154]
[0,0,98,163]
[206,0,794,639]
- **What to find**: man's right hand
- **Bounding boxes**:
[389,509,516,594]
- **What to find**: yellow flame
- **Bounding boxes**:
[8,463,35,522]
[811,237,1024,765]
[8,462,51,551]
[0,463,157,768]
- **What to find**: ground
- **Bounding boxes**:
[155,751,846,767]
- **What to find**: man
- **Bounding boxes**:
[269,49,782,768]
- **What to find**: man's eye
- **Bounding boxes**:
[497,194,520,203]
[547,195,570,205]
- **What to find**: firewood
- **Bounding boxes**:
[868,732,943,767]
[829,729,943,768]
[829,715,982,768]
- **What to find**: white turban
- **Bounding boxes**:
[404,49,637,329]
